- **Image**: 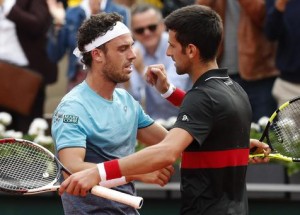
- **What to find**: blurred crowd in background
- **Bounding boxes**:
[0,0,299,133]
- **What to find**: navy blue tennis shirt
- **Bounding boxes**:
[174,69,252,215]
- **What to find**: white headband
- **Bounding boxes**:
[73,21,130,57]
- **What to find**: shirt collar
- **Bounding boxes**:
[193,68,229,88]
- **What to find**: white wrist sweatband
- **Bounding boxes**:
[161,83,176,98]
[97,163,107,181]
[99,176,127,188]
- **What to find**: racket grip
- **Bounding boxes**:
[90,185,143,209]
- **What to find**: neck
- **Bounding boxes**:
[85,69,116,101]
[190,60,219,83]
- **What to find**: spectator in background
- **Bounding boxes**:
[127,3,192,124]
[46,0,130,92]
[265,0,300,106]
[0,0,58,133]
[196,0,278,122]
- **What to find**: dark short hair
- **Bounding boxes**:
[164,5,223,62]
[77,12,123,67]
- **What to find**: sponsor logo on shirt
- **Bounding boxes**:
[224,79,233,86]
[181,114,189,122]
[52,111,63,124]
[63,115,79,124]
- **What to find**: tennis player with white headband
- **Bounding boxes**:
[73,20,130,58]
[51,12,174,215]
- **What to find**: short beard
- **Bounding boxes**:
[102,64,130,84]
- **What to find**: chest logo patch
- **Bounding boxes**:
[63,115,79,124]
[181,115,189,122]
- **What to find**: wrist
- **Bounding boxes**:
[166,87,186,107]
[97,159,122,181]
[125,176,133,182]
[99,176,127,188]
[161,83,176,98]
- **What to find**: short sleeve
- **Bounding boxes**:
[51,100,88,152]
[174,90,213,145]
[137,103,154,129]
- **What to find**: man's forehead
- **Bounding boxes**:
[168,30,177,42]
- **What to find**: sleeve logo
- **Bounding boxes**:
[63,115,79,124]
[181,114,189,122]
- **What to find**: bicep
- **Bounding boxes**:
[163,128,194,156]
[137,123,168,146]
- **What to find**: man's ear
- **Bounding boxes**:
[91,49,103,62]
[186,44,197,59]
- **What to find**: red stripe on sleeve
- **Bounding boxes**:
[181,148,249,169]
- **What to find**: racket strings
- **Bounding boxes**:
[271,101,300,158]
[0,141,58,191]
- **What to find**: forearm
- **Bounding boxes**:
[119,144,176,176]
[65,159,97,174]
[99,129,191,182]
[96,142,177,184]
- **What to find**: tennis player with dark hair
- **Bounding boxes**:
[51,12,174,215]
[59,5,270,215]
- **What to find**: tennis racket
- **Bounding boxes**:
[0,138,143,209]
[249,96,300,163]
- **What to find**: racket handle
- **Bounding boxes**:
[90,185,143,209]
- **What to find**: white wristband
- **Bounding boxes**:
[99,176,127,188]
[161,83,176,98]
[97,163,107,181]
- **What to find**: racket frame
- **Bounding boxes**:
[0,138,144,209]
[0,138,70,195]
[250,97,300,162]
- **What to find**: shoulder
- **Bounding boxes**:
[184,88,211,104]
[58,85,87,110]
[57,95,84,114]
[115,87,134,99]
